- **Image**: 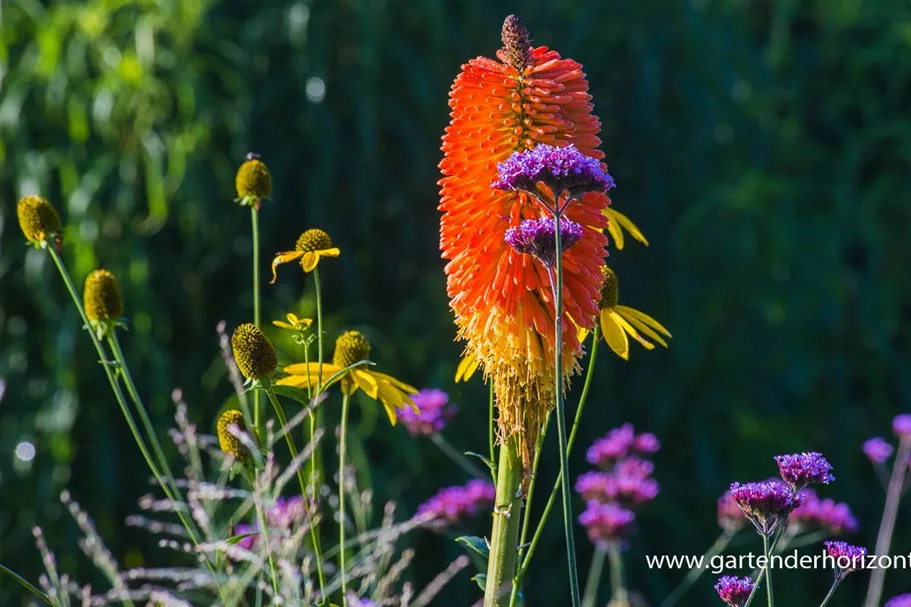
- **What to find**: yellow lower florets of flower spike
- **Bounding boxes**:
[231,323,278,381]
[333,330,371,369]
[217,409,250,461]
[295,229,333,253]
[599,266,619,308]
[234,154,272,205]
[17,195,62,250]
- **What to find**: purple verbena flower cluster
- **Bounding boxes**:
[886,594,911,607]
[399,388,458,436]
[504,217,584,268]
[231,494,314,550]
[728,480,801,537]
[586,423,660,468]
[863,437,895,464]
[576,424,660,549]
[824,541,867,579]
[893,414,911,442]
[492,143,615,207]
[774,452,835,490]
[416,480,495,529]
[788,489,858,535]
[714,575,754,607]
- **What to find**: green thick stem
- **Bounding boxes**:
[339,392,351,606]
[484,436,524,607]
[265,385,327,597]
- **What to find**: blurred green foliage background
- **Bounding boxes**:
[2,0,911,605]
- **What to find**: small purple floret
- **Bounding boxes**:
[774,452,835,489]
[885,594,911,607]
[893,414,911,441]
[824,541,867,578]
[399,388,457,436]
[493,143,615,205]
[863,437,895,465]
[714,575,754,607]
[577,502,636,548]
[416,480,495,528]
[504,217,583,268]
[788,489,858,535]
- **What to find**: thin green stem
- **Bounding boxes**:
[264,385,327,597]
[517,326,600,580]
[484,436,524,607]
[339,392,351,606]
[607,545,627,605]
[818,578,841,607]
[763,533,774,607]
[581,547,607,607]
[0,563,52,605]
[864,438,911,607]
[549,212,581,606]
[251,208,264,445]
[659,531,735,607]
[431,433,487,480]
[312,267,326,494]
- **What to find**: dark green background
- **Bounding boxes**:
[2,0,910,605]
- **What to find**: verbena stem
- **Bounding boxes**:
[581,547,607,607]
[431,433,487,480]
[548,211,581,606]
[763,532,774,607]
[818,578,841,607]
[607,545,627,605]
[659,530,736,607]
[863,437,911,607]
[251,208,264,443]
[484,435,524,607]
[338,392,351,606]
[264,385,327,597]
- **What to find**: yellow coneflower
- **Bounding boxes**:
[270,229,340,283]
[231,323,279,381]
[604,207,649,250]
[579,266,671,360]
[234,153,272,209]
[272,313,313,332]
[278,330,418,424]
[83,269,124,339]
[17,195,63,251]
[217,409,251,461]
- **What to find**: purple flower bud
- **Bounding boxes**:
[416,480,495,529]
[774,452,835,490]
[577,502,636,548]
[493,143,615,206]
[633,432,661,454]
[504,217,583,268]
[232,523,258,550]
[399,388,458,436]
[893,414,911,442]
[714,575,754,607]
[824,541,867,579]
[729,481,801,536]
[863,437,895,465]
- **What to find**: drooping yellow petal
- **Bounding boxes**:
[600,309,629,360]
[605,210,625,250]
[352,369,380,399]
[605,207,649,246]
[616,307,668,348]
[270,251,304,283]
[455,355,480,383]
[283,362,343,375]
[577,326,590,344]
[301,252,319,272]
[610,310,655,350]
[615,305,671,337]
[371,371,418,396]
[319,247,340,258]
[273,320,294,329]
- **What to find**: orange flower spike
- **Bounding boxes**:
[439,15,610,472]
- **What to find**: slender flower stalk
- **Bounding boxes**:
[251,208,264,442]
[607,544,627,605]
[660,531,737,607]
[864,436,911,607]
[581,547,607,607]
[762,532,775,607]
[818,580,841,607]
[338,392,352,606]
[430,434,488,480]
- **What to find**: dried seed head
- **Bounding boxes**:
[217,409,250,461]
[231,323,278,380]
[235,154,272,203]
[17,195,62,249]
[84,269,124,322]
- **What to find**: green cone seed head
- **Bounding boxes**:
[295,229,333,253]
[333,330,371,369]
[17,195,62,248]
[217,409,250,461]
[235,153,272,202]
[599,266,619,308]
[231,323,278,380]
[84,269,124,321]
